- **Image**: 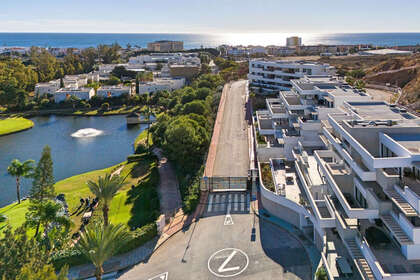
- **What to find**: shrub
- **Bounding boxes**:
[100,102,110,111]
[119,223,157,254]
[315,267,328,280]
[127,153,147,163]
[0,213,7,223]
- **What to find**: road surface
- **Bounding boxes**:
[212,80,249,178]
[118,193,311,280]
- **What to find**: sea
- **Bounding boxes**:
[0,33,420,49]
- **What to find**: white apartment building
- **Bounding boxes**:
[147,40,183,52]
[96,85,132,98]
[254,72,420,279]
[62,74,88,88]
[137,78,185,94]
[54,87,95,103]
[128,53,200,66]
[248,59,335,92]
[35,80,61,95]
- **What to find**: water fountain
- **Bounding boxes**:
[71,128,104,138]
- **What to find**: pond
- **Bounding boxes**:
[0,115,145,207]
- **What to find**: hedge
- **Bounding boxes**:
[52,223,157,270]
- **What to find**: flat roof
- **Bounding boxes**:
[346,101,418,121]
[388,133,420,154]
[361,49,413,55]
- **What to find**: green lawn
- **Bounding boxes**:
[0,154,159,234]
[0,117,34,136]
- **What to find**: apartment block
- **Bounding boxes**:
[96,85,132,98]
[253,70,420,280]
[147,40,184,52]
[248,59,334,92]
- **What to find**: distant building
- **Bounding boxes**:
[137,78,185,94]
[96,85,132,98]
[35,80,61,95]
[286,36,302,48]
[54,88,95,103]
[266,46,296,56]
[147,40,184,52]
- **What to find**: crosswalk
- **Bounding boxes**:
[205,192,250,215]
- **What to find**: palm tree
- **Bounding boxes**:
[87,174,127,226]
[7,159,35,204]
[76,223,131,280]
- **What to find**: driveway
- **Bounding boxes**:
[118,194,311,280]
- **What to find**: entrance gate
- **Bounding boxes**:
[202,176,248,192]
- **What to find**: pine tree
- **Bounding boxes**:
[30,145,55,202]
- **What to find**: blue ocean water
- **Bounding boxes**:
[0,32,420,49]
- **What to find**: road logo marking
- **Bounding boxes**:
[147,272,168,280]
[208,248,249,278]
[224,214,234,225]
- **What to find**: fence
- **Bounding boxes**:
[202,176,248,191]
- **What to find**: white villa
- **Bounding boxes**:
[96,85,132,98]
[53,88,95,103]
[137,78,185,94]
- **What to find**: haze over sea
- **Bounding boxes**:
[1,33,420,49]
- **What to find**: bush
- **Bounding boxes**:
[0,213,7,223]
[100,102,110,111]
[119,223,157,254]
[51,248,86,270]
[127,153,147,163]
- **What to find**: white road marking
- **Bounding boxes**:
[234,194,239,211]
[220,194,226,212]
[207,194,214,212]
[147,272,168,280]
[240,194,245,211]
[224,195,233,225]
[218,251,240,273]
[214,194,220,212]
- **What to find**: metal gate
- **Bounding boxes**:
[202,176,248,192]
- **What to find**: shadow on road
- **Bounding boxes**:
[258,217,312,280]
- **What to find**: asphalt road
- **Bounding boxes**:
[212,80,249,178]
[118,195,311,280]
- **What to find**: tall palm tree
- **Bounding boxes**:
[7,159,35,204]
[76,223,131,280]
[87,174,127,226]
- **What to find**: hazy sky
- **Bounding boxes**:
[1,0,419,33]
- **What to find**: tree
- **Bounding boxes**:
[7,159,35,204]
[87,174,127,226]
[315,266,328,280]
[26,200,71,239]
[30,145,55,202]
[17,261,68,280]
[0,226,49,280]
[182,100,207,115]
[76,223,132,280]
[135,76,139,94]
[100,102,110,111]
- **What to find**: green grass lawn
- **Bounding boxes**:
[0,154,159,234]
[0,117,34,136]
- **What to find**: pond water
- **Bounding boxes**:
[0,115,145,207]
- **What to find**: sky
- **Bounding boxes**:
[1,0,420,34]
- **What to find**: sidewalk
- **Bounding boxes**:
[152,148,182,216]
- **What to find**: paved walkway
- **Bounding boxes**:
[152,148,182,216]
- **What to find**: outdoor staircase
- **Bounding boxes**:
[381,215,413,245]
[385,189,417,216]
[345,239,375,280]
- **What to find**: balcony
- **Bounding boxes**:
[322,127,376,181]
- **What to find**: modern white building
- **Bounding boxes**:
[96,85,132,98]
[128,53,200,66]
[254,72,420,279]
[53,87,95,103]
[248,59,335,92]
[137,78,185,94]
[35,80,61,95]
